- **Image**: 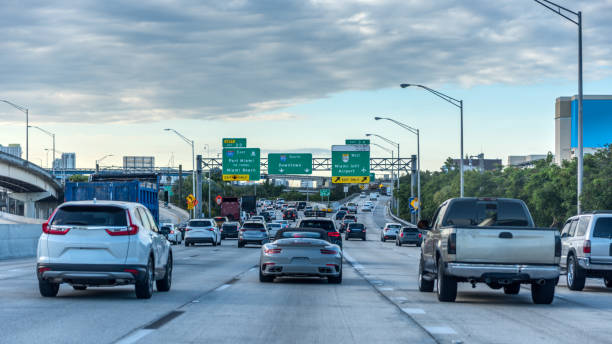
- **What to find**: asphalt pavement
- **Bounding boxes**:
[0,197,611,344]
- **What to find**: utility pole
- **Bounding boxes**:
[178,164,183,209]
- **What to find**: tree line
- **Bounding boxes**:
[395,146,611,228]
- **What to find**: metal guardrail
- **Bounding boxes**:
[385,200,413,226]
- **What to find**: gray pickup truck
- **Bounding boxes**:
[417,197,561,304]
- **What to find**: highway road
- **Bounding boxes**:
[0,197,611,344]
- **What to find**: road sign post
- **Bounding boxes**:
[268,153,312,174]
[222,148,260,181]
[332,145,370,184]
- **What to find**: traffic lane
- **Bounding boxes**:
[135,259,435,344]
[0,242,260,344]
[343,212,612,343]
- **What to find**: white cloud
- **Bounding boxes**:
[0,0,610,124]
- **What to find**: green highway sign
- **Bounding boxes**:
[331,145,370,183]
[222,138,247,148]
[345,139,370,145]
[268,153,312,175]
[222,148,260,181]
[319,188,330,197]
[370,173,376,181]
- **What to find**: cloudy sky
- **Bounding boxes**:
[1,0,611,172]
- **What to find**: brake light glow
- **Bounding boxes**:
[185,227,192,231]
[264,248,282,254]
[106,210,139,236]
[170,230,175,234]
[418,233,422,238]
[320,249,337,255]
[400,232,404,237]
[38,267,50,274]
[583,240,591,254]
[327,232,340,238]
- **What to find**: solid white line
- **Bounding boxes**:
[215,284,231,292]
[401,308,426,315]
[424,326,457,335]
[378,287,394,291]
[115,329,155,344]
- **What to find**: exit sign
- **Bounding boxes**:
[346,139,370,145]
[222,138,247,148]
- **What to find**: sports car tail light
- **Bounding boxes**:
[328,232,340,238]
[264,248,282,254]
[106,210,138,236]
[418,233,422,238]
[583,240,591,254]
[320,249,337,255]
[185,227,192,231]
[124,269,139,275]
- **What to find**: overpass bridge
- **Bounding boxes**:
[0,151,63,219]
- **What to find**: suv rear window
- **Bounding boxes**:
[443,199,530,227]
[403,227,419,232]
[299,220,335,231]
[190,220,213,227]
[243,222,265,229]
[593,218,612,238]
[222,223,238,229]
[51,206,127,226]
[348,223,364,229]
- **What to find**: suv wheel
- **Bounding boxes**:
[567,255,586,291]
[156,254,172,292]
[605,278,612,288]
[39,279,59,297]
[503,283,520,295]
[436,257,457,302]
[135,258,154,299]
[418,256,434,292]
[531,279,555,304]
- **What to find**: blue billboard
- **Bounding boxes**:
[571,98,612,148]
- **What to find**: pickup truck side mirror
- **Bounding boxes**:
[417,220,430,230]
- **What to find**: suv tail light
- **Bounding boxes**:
[185,227,192,231]
[418,233,422,238]
[208,227,215,231]
[106,210,138,236]
[320,249,337,255]
[328,232,340,238]
[583,240,591,254]
[400,232,404,237]
[264,248,282,254]
[42,222,71,235]
[448,233,456,254]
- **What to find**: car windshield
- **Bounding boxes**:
[299,220,334,231]
[51,206,127,226]
[593,218,612,238]
[190,220,213,227]
[443,199,531,227]
[403,227,419,232]
[268,224,281,228]
[281,231,322,239]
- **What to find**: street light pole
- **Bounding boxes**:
[1,100,29,162]
[95,154,114,173]
[400,84,464,197]
[533,0,583,214]
[204,144,211,218]
[29,125,55,174]
[371,143,395,205]
[375,116,421,221]
[366,133,401,216]
[165,128,196,218]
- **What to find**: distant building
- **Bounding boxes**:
[507,154,548,167]
[0,144,22,158]
[451,153,501,172]
[123,156,155,170]
[53,153,76,169]
[555,95,612,164]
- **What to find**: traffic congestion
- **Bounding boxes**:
[0,192,607,343]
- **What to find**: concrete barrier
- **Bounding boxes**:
[0,224,42,260]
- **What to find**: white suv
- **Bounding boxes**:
[184,219,221,246]
[36,201,173,299]
[560,211,612,290]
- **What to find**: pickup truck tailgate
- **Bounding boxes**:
[455,227,557,265]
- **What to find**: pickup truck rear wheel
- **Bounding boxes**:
[436,257,457,302]
[503,283,520,295]
[531,279,556,304]
[418,256,434,292]
[567,255,585,291]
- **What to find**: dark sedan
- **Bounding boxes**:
[396,226,423,247]
[345,222,366,241]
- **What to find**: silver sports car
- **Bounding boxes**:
[259,228,342,284]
